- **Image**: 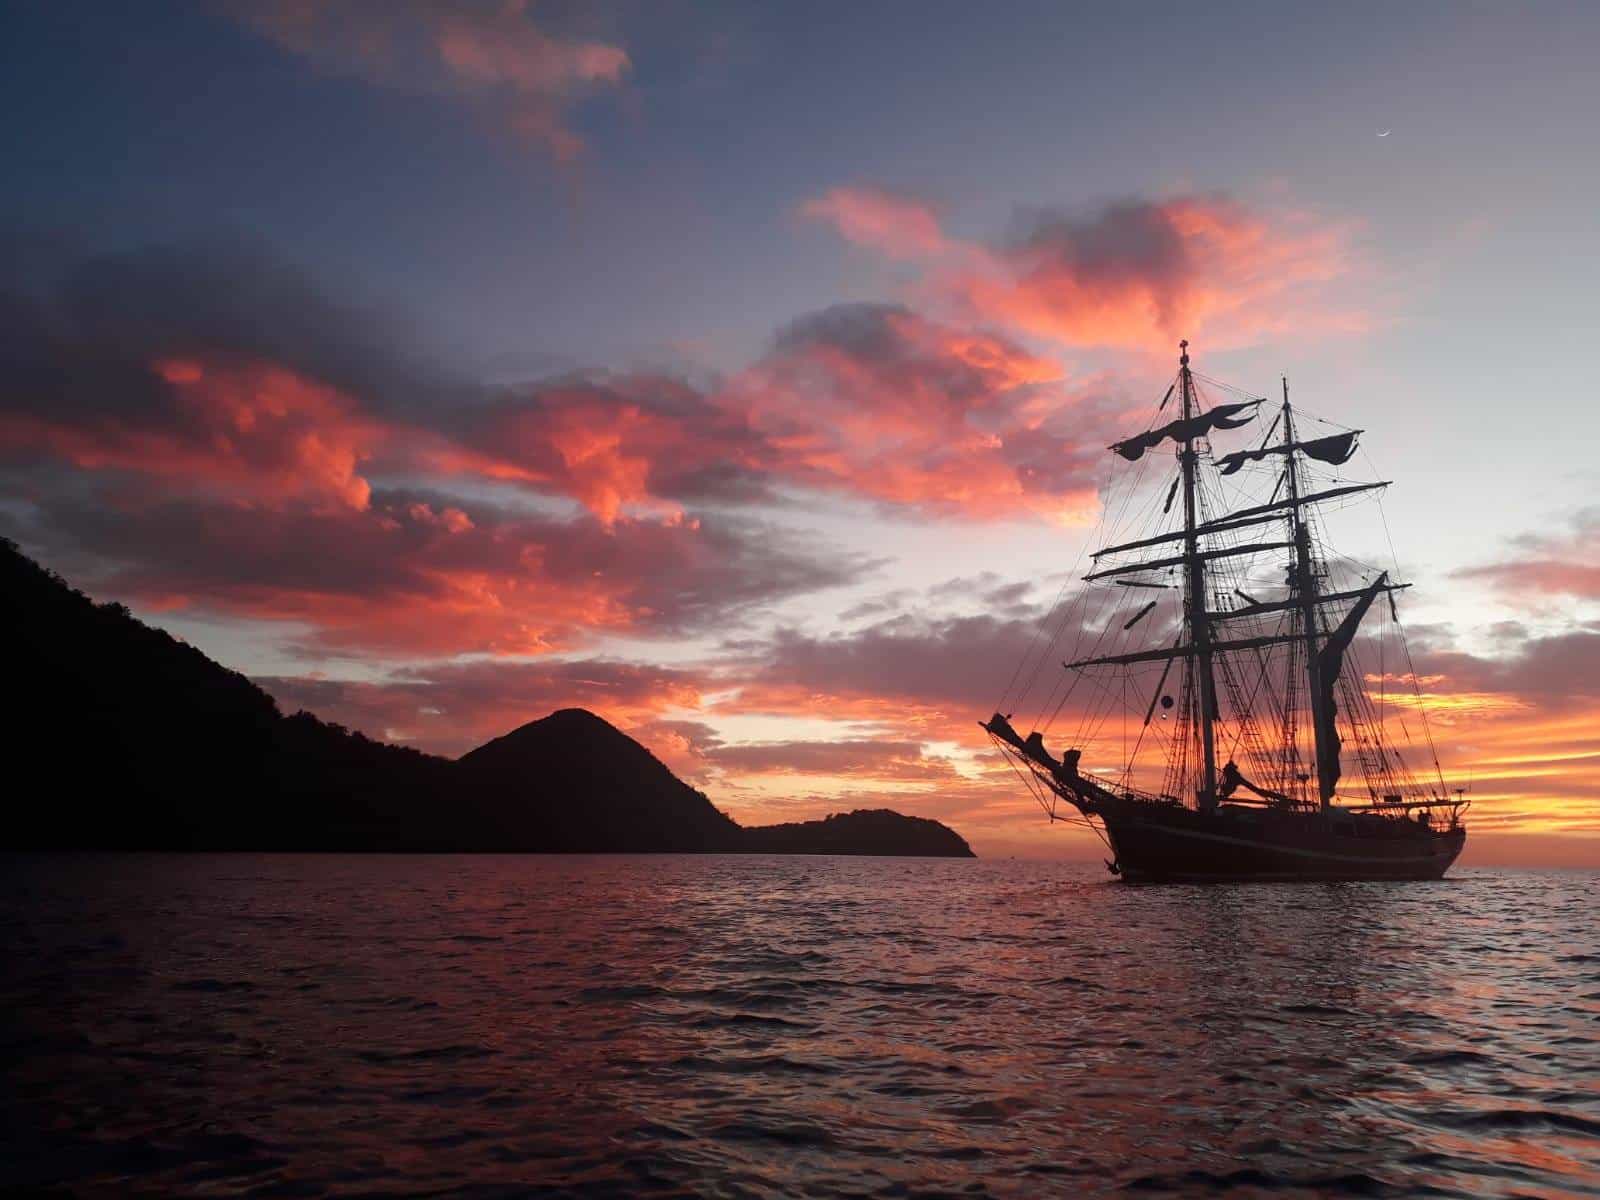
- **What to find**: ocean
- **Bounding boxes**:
[2,854,1596,1197]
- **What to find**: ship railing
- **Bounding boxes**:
[1338,797,1469,813]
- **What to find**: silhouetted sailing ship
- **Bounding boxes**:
[986,342,1467,882]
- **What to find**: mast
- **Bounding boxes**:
[1178,341,1219,809]
[1281,378,1332,810]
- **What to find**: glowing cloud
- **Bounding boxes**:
[801,186,949,259]
[1,357,383,512]
[39,490,870,658]
[802,187,1366,351]
[958,198,1366,350]
[731,303,1120,521]
[440,309,1123,524]
[438,376,769,527]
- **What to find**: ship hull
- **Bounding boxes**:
[1093,798,1465,884]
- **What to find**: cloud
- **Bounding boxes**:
[964,197,1365,349]
[720,588,1600,841]
[800,186,949,259]
[2,240,894,655]
[0,237,449,413]
[741,610,1048,721]
[24,484,870,657]
[437,304,1127,524]
[802,187,1366,352]
[0,240,437,510]
[1454,509,1600,602]
[234,0,629,161]
[2,357,384,512]
[1411,624,1600,707]
[436,373,775,526]
[705,738,958,781]
[3,239,1136,543]
[732,303,1123,521]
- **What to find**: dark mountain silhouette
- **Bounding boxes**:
[1,540,973,857]
[458,709,743,852]
[741,809,975,856]
[2,538,460,850]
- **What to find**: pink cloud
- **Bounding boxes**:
[436,309,1125,525]
[436,375,770,526]
[1455,510,1600,602]
[965,197,1365,350]
[25,477,868,658]
[801,187,1368,352]
[235,0,630,161]
[729,303,1124,522]
[800,186,949,259]
[0,357,384,512]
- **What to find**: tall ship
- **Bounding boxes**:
[985,342,1467,882]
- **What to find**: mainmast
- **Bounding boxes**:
[1178,341,1219,809]
[1281,379,1332,811]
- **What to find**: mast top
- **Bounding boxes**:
[1179,339,1189,367]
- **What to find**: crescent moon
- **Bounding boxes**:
[1377,129,1392,137]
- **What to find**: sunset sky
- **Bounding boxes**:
[3,2,1596,863]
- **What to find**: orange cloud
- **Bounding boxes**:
[436,377,767,526]
[437,311,1122,525]
[730,304,1121,521]
[2,239,1139,530]
[802,186,1366,352]
[56,489,867,659]
[0,358,384,511]
[951,197,1364,350]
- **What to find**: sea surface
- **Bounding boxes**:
[2,855,1596,1198]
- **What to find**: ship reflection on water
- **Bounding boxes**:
[3,854,1596,1195]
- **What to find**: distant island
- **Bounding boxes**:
[1,540,973,857]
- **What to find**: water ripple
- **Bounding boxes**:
[1,854,1596,1196]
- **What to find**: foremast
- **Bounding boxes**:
[1281,379,1334,812]
[1177,341,1220,811]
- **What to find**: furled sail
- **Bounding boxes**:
[1215,430,1359,476]
[1091,481,1391,559]
[1313,572,1388,802]
[1109,400,1263,461]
